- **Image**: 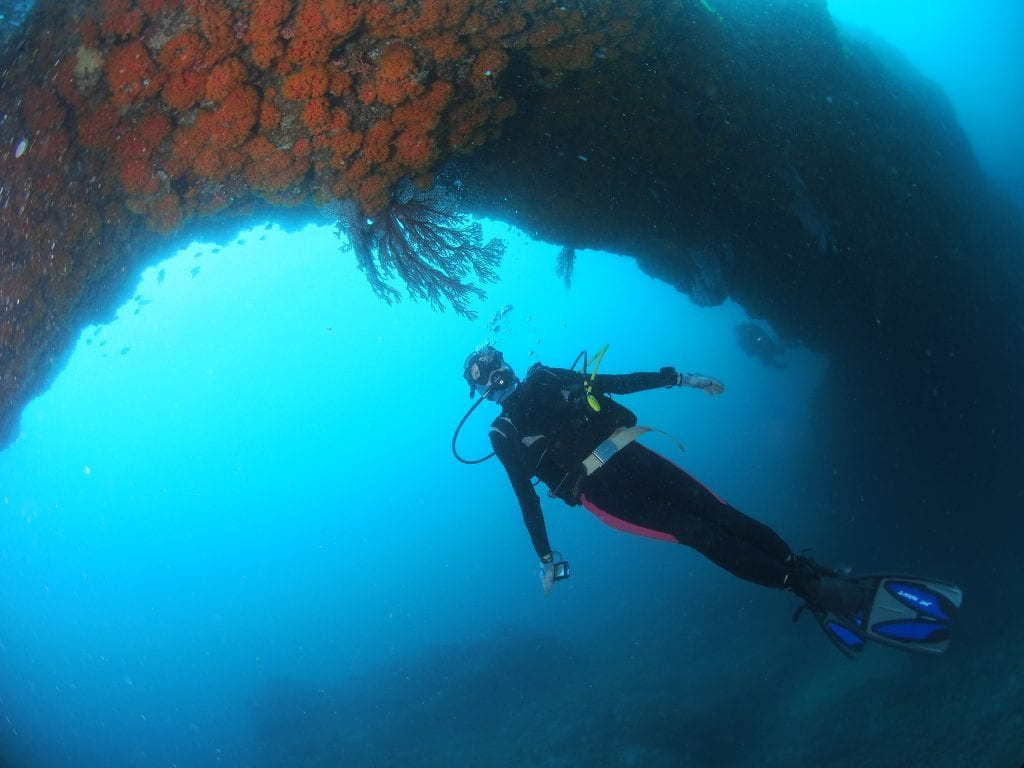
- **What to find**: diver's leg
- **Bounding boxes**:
[580,444,795,587]
[581,446,865,611]
[687,490,865,612]
[783,555,865,614]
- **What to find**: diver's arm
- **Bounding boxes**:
[490,433,553,558]
[594,368,725,396]
[592,368,680,394]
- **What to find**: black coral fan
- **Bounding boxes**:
[335,183,504,318]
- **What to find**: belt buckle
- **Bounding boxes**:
[592,438,618,465]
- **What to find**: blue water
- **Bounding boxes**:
[0,221,826,767]
[2,2,1023,767]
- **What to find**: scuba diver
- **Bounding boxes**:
[453,345,962,658]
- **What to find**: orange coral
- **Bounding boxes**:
[192,145,245,182]
[105,40,162,108]
[245,135,309,192]
[195,86,260,149]
[294,0,364,41]
[301,97,331,131]
[147,193,182,233]
[327,126,362,164]
[286,37,332,65]
[138,0,177,15]
[422,80,454,113]
[329,71,353,97]
[259,92,283,130]
[114,132,151,163]
[421,33,466,65]
[393,127,437,171]
[77,14,101,49]
[77,103,120,151]
[185,0,240,66]
[158,30,206,72]
[167,124,201,176]
[251,41,285,70]
[206,57,249,102]
[281,65,330,100]
[364,42,426,106]
[138,112,172,149]
[378,42,417,82]
[113,111,169,198]
[99,0,146,39]
[393,99,440,131]
[364,2,417,37]
[377,79,424,107]
[361,120,395,165]
[162,68,207,111]
[356,174,391,216]
[118,158,160,197]
[247,0,293,45]
[0,0,647,366]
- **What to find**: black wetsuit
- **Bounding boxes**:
[489,364,797,589]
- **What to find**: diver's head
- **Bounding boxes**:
[463,345,518,402]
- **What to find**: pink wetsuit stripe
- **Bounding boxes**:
[580,494,679,543]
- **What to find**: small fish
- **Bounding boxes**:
[120,347,130,355]
[14,138,28,158]
[190,266,201,278]
[157,268,166,284]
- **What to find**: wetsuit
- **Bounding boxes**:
[489,363,797,588]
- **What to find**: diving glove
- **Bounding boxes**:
[540,558,556,597]
[678,372,725,396]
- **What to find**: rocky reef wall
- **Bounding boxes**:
[1,0,1022,545]
[0,0,655,446]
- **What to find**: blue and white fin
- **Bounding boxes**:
[796,574,962,659]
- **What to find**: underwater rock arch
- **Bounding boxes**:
[1,0,1022,488]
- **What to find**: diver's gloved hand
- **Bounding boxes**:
[539,553,557,597]
[678,372,725,396]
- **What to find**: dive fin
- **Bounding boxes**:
[794,574,962,659]
[863,576,962,653]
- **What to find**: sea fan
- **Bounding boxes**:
[335,182,504,318]
[555,245,576,288]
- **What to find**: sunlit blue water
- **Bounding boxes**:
[1,221,828,766]
[2,2,1023,766]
